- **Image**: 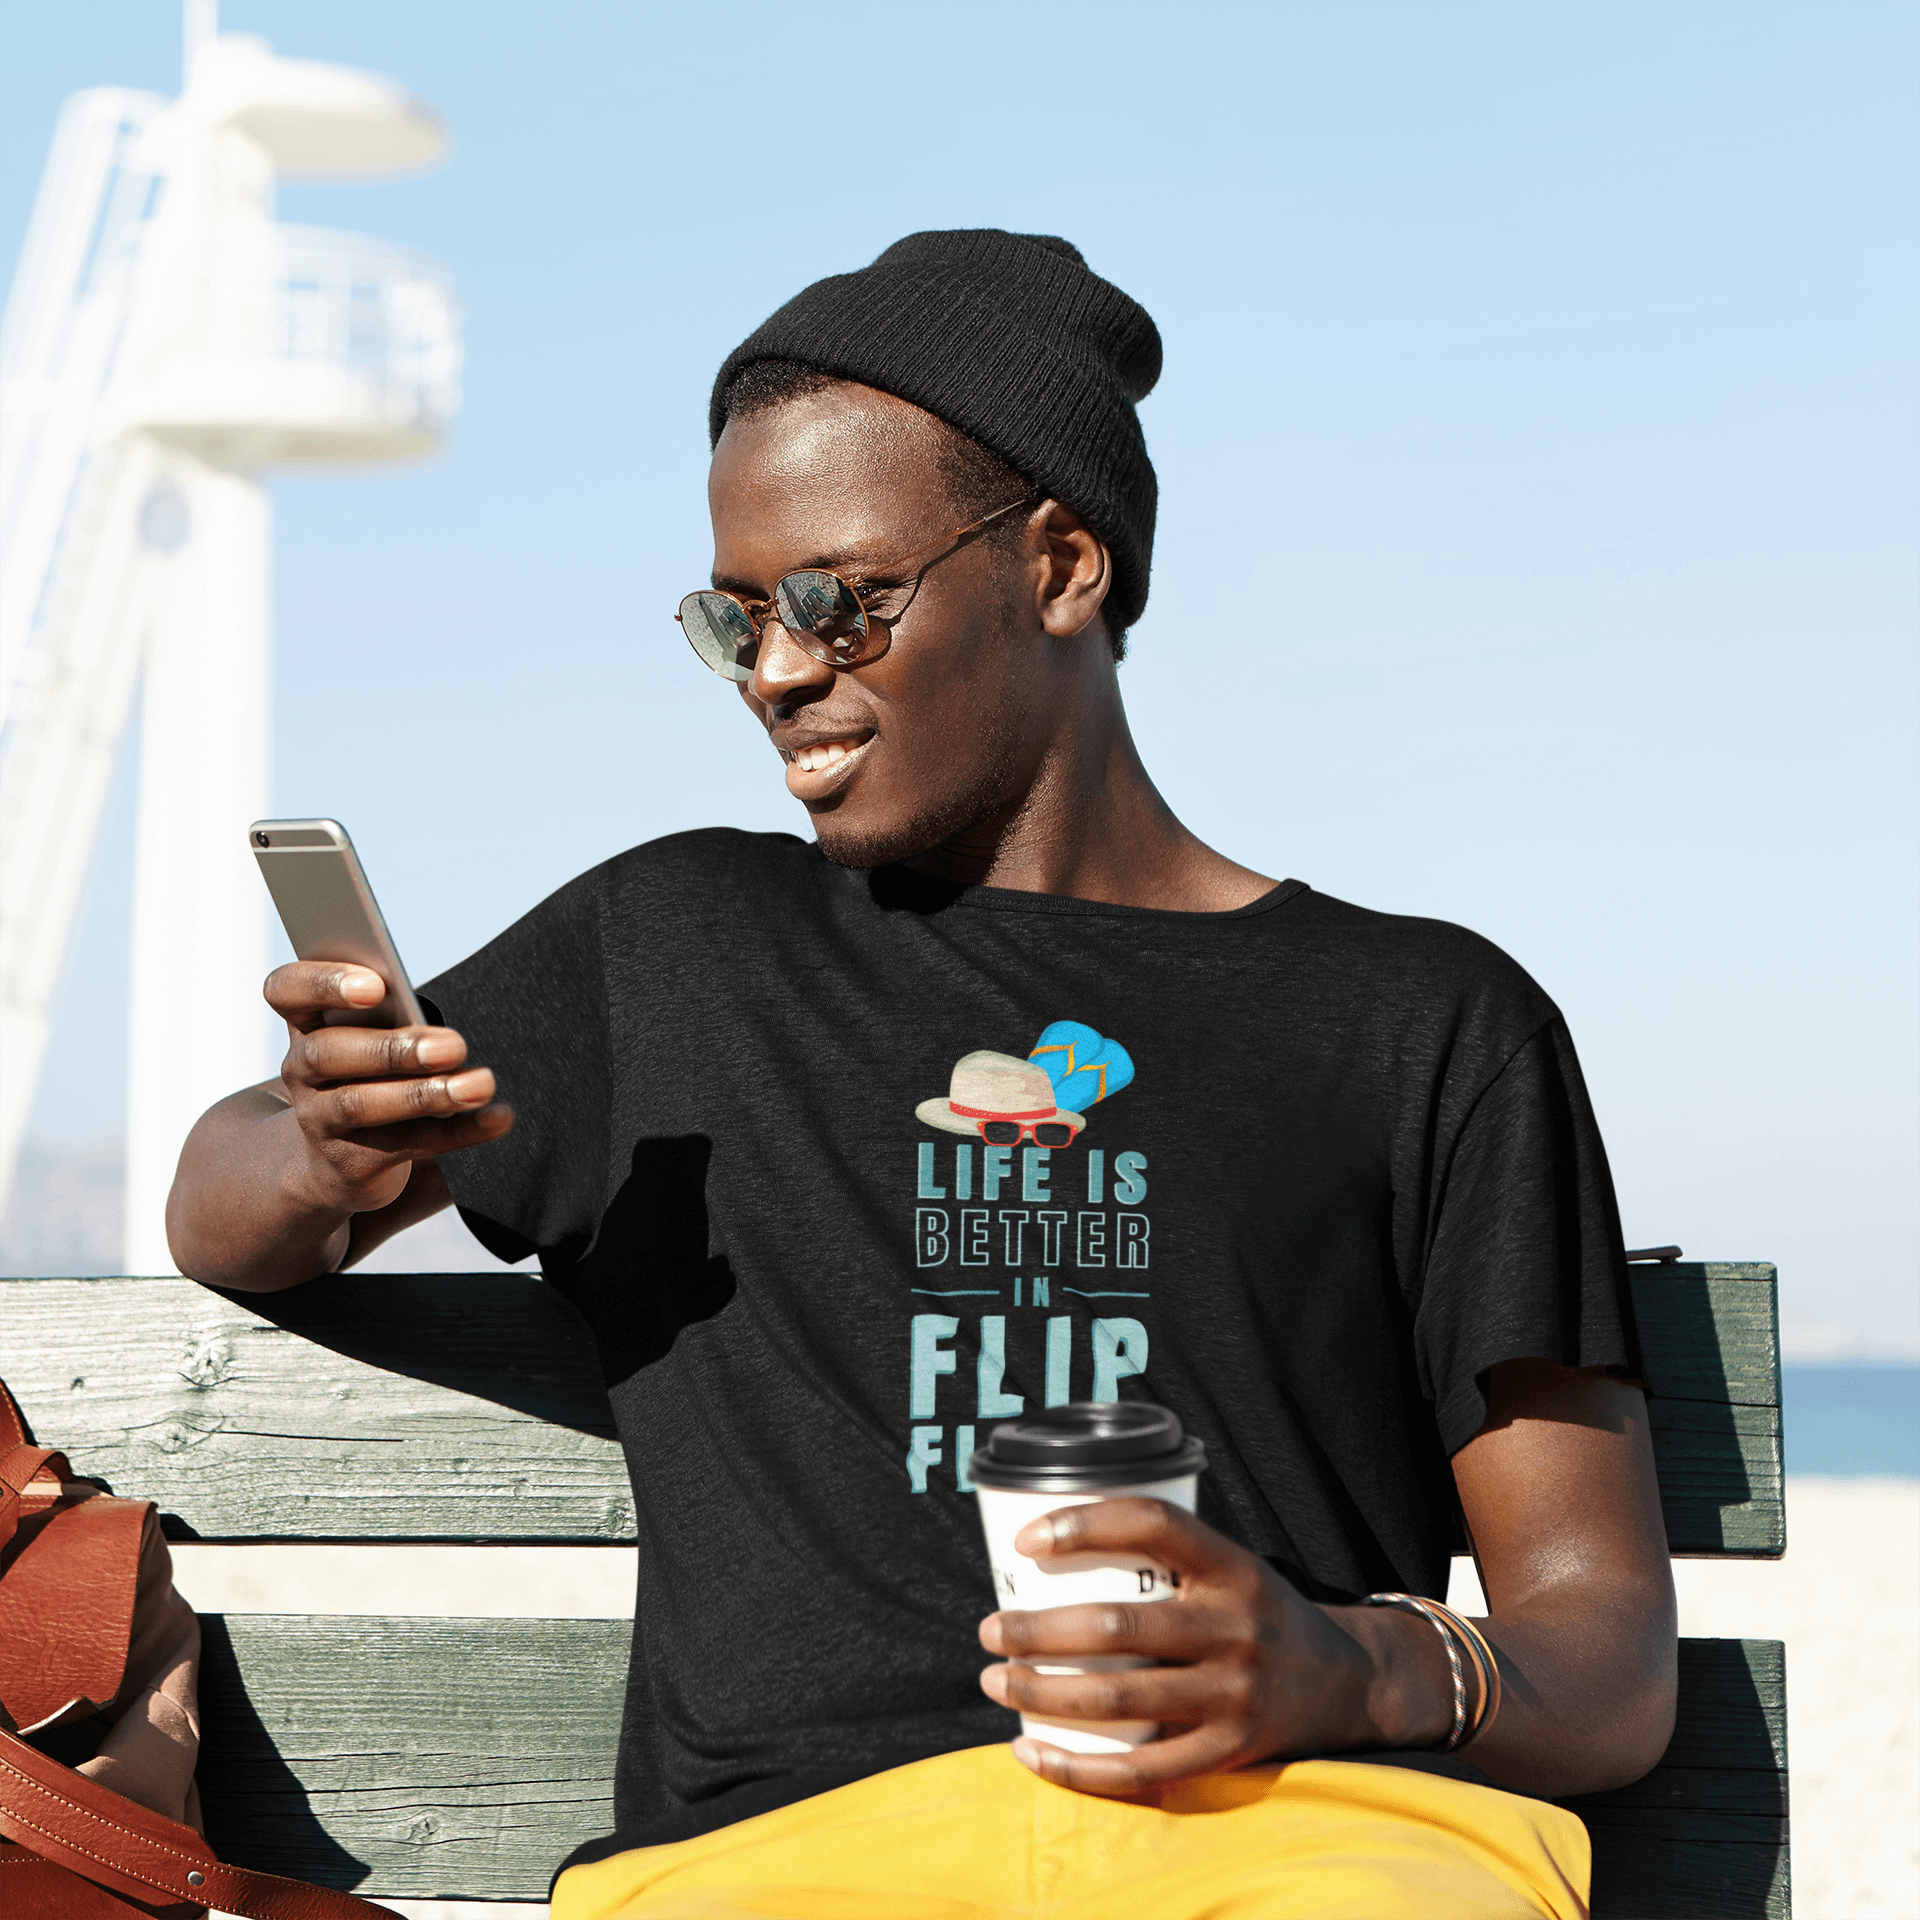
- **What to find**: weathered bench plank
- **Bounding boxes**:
[0,1274,636,1543]
[1630,1265,1781,1404]
[197,1616,1787,1913]
[1645,1403,1784,1554]
[196,1615,623,1901]
[1566,1639,1789,1919]
[1631,1263,1783,1557]
[1,1268,1784,1554]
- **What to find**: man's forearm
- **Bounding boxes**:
[167,1088,356,1290]
[1335,1572,1673,1796]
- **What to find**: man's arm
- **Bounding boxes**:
[167,962,512,1291]
[978,1358,1676,1800]
[1442,1359,1676,1792]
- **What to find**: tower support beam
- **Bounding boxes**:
[0,436,161,1202]
[124,456,272,1273]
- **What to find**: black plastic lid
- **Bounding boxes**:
[968,1401,1208,1492]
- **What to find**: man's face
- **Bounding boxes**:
[707,382,1057,869]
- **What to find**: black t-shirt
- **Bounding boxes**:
[421,829,1638,1854]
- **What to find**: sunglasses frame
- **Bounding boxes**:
[974,1118,1078,1148]
[677,492,1042,683]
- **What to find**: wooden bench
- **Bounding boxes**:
[0,1262,1789,1916]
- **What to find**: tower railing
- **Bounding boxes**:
[131,225,462,457]
[271,225,462,430]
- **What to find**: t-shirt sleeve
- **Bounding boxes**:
[1415,1017,1642,1455]
[417,871,610,1270]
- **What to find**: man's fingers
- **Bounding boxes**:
[340,1103,514,1159]
[984,1599,1239,1661]
[265,961,386,1027]
[1013,1496,1231,1577]
[982,1657,1227,1728]
[286,1024,467,1088]
[1009,1724,1244,1798]
[308,1067,498,1137]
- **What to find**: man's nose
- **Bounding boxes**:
[748,618,835,709]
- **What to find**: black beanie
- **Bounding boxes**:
[709,229,1163,632]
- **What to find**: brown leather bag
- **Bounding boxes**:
[0,1376,400,1918]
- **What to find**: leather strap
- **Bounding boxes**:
[0,1380,71,1556]
[0,1377,30,1452]
[0,1442,66,1498]
[0,1839,203,1916]
[0,1728,401,1918]
[0,1441,71,1558]
[0,1489,151,1733]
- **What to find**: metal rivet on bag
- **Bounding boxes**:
[187,1871,204,1886]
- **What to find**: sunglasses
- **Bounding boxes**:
[676,493,1040,684]
[970,1118,1077,1148]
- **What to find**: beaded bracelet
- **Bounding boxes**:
[1359,1592,1501,1753]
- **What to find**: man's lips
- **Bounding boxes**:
[776,728,876,794]
[779,729,873,771]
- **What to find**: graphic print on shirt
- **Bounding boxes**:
[914,1020,1134,1145]
[903,1021,1152,1492]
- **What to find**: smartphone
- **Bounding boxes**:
[248,818,425,1029]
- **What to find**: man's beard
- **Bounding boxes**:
[808,703,1029,872]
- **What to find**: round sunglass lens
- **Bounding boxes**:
[979,1121,1022,1145]
[679,593,756,682]
[1034,1124,1073,1147]
[774,571,869,664]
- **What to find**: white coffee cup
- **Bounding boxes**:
[970,1402,1208,1754]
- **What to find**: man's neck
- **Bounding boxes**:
[905,694,1275,913]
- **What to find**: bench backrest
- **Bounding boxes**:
[0,1262,1785,1552]
[0,1264,1789,1916]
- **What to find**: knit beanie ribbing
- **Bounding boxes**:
[709,230,1162,631]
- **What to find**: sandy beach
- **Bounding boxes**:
[1673,1478,1919,1920]
[179,1473,1918,1920]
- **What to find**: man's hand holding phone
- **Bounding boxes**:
[169,820,518,1289]
[160,816,519,1287]
[265,961,513,1218]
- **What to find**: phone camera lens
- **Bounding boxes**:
[253,831,270,847]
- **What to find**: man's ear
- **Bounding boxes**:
[1034,501,1112,640]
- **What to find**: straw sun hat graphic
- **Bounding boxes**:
[916,1021,1135,1148]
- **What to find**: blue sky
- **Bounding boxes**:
[4,0,1916,1351]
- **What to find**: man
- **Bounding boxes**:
[172,230,1675,1919]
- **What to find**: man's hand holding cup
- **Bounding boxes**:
[974,1405,1430,1798]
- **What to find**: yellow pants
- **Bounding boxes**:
[552,1744,1591,1920]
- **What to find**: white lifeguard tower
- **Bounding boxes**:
[0,3,461,1270]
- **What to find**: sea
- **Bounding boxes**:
[1781,1364,1920,1476]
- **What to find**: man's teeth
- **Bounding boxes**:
[791,739,863,773]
